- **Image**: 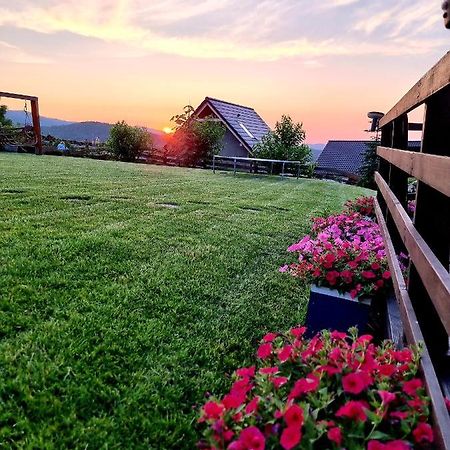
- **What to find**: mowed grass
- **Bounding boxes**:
[0,154,367,449]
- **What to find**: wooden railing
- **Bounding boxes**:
[375,51,450,449]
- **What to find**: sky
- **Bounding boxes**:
[0,0,448,143]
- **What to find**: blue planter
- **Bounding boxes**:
[305,285,372,338]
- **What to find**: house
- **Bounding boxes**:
[316,140,421,182]
[193,97,271,157]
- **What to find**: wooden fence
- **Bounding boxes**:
[375,51,450,449]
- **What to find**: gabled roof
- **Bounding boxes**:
[194,97,271,152]
[316,140,421,178]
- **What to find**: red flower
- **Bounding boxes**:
[390,411,408,421]
[402,378,422,396]
[245,396,260,415]
[327,427,342,446]
[202,401,224,421]
[330,331,347,340]
[342,371,372,395]
[362,271,376,280]
[236,366,256,378]
[326,270,340,286]
[263,333,277,343]
[412,423,434,444]
[278,345,293,363]
[289,374,320,399]
[323,253,336,269]
[340,270,353,284]
[260,367,278,375]
[377,364,396,377]
[290,326,306,338]
[257,343,272,359]
[382,271,391,280]
[336,400,368,422]
[231,426,265,450]
[284,404,304,427]
[272,377,289,389]
[280,426,302,450]
[368,441,410,450]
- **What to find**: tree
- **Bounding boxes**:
[0,105,13,127]
[107,121,152,162]
[253,115,311,164]
[0,105,13,150]
[358,140,379,189]
[167,106,225,166]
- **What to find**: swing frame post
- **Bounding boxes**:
[0,91,43,155]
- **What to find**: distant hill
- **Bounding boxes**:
[5,110,166,149]
[41,121,167,149]
[308,144,325,162]
[42,121,112,142]
[6,110,74,128]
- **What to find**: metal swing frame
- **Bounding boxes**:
[0,91,43,155]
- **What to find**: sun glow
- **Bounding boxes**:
[163,127,174,134]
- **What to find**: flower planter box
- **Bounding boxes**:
[305,285,371,338]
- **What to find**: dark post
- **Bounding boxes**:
[31,99,43,155]
[409,85,450,374]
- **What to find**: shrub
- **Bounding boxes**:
[107,120,152,162]
[167,105,226,166]
[253,115,312,169]
[198,327,433,450]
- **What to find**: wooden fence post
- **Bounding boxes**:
[408,85,450,369]
[31,99,43,155]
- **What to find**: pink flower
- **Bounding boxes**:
[342,371,372,395]
[336,400,368,422]
[280,426,302,450]
[378,391,396,406]
[257,343,272,359]
[279,265,289,273]
[412,423,434,444]
[330,331,347,340]
[327,427,342,446]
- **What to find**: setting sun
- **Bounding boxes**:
[163,127,174,134]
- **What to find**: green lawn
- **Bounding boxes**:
[0,154,367,449]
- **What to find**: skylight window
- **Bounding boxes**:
[239,123,255,139]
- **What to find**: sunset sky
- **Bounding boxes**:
[0,0,448,143]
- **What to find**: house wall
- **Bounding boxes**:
[220,129,249,157]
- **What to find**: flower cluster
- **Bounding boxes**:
[345,196,376,218]
[198,328,433,450]
[280,203,391,299]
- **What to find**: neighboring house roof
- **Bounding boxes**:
[194,97,271,153]
[316,140,421,178]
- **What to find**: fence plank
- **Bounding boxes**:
[380,52,450,127]
[375,172,450,336]
[375,200,450,450]
[377,147,450,196]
